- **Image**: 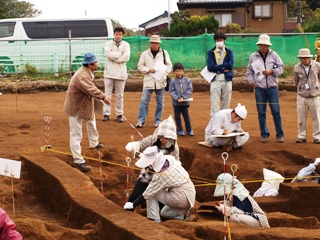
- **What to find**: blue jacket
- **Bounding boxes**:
[169,76,193,107]
[207,47,234,81]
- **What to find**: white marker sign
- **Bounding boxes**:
[0,158,21,179]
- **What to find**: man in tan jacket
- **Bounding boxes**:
[136,35,172,128]
[63,52,110,172]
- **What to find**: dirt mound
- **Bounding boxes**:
[1,88,320,239]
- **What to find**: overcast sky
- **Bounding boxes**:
[28,0,179,29]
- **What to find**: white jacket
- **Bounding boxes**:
[104,40,130,80]
[137,48,172,90]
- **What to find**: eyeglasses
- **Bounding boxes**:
[235,113,243,121]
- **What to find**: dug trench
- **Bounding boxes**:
[1,78,320,239]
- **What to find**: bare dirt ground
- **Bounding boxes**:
[1,80,320,239]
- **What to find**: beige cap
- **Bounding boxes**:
[149,35,162,43]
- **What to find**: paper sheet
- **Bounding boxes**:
[149,61,167,81]
[211,132,247,138]
[251,60,265,79]
[200,66,216,83]
[181,97,193,102]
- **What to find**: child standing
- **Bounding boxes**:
[169,63,194,136]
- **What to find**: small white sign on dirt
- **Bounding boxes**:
[0,158,21,179]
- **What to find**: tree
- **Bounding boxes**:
[303,8,320,32]
[163,11,219,37]
[286,0,313,21]
[306,0,320,11]
[0,0,41,19]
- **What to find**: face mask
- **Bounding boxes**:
[216,41,224,48]
[159,137,175,148]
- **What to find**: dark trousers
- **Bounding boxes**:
[128,178,164,210]
[174,106,192,132]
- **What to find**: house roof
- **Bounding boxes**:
[139,11,169,29]
[178,0,252,3]
[177,0,253,9]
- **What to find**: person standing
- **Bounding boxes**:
[294,48,320,144]
[207,31,234,117]
[205,103,249,151]
[63,52,110,172]
[246,34,285,143]
[102,27,130,123]
[169,63,194,136]
[136,35,172,128]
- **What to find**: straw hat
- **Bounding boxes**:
[149,35,162,43]
[256,34,272,46]
[297,48,313,58]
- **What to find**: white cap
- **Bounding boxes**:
[234,103,247,120]
[135,146,166,172]
[314,158,320,166]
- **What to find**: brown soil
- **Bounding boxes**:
[1,79,320,240]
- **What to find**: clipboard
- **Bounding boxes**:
[94,98,104,115]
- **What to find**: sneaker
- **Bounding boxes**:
[72,163,92,172]
[136,122,144,128]
[154,122,160,128]
[314,139,320,144]
[90,142,104,149]
[277,137,284,143]
[260,137,269,143]
[117,115,124,123]
[102,115,109,121]
[177,131,185,136]
[188,131,194,136]
[296,138,306,143]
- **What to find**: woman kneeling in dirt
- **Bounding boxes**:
[214,173,270,228]
[123,146,196,223]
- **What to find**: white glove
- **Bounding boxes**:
[124,202,134,209]
[216,204,232,216]
[125,142,134,152]
[314,158,320,166]
[125,142,140,153]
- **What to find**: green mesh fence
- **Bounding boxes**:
[0,34,318,74]
[126,34,318,70]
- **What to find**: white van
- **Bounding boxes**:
[0,18,114,74]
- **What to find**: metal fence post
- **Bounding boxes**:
[54,53,58,76]
[69,30,72,77]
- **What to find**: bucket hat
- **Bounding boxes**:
[82,52,98,64]
[214,173,249,201]
[149,35,162,43]
[256,34,272,46]
[135,146,166,172]
[297,48,313,58]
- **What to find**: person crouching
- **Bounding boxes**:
[123,146,196,223]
